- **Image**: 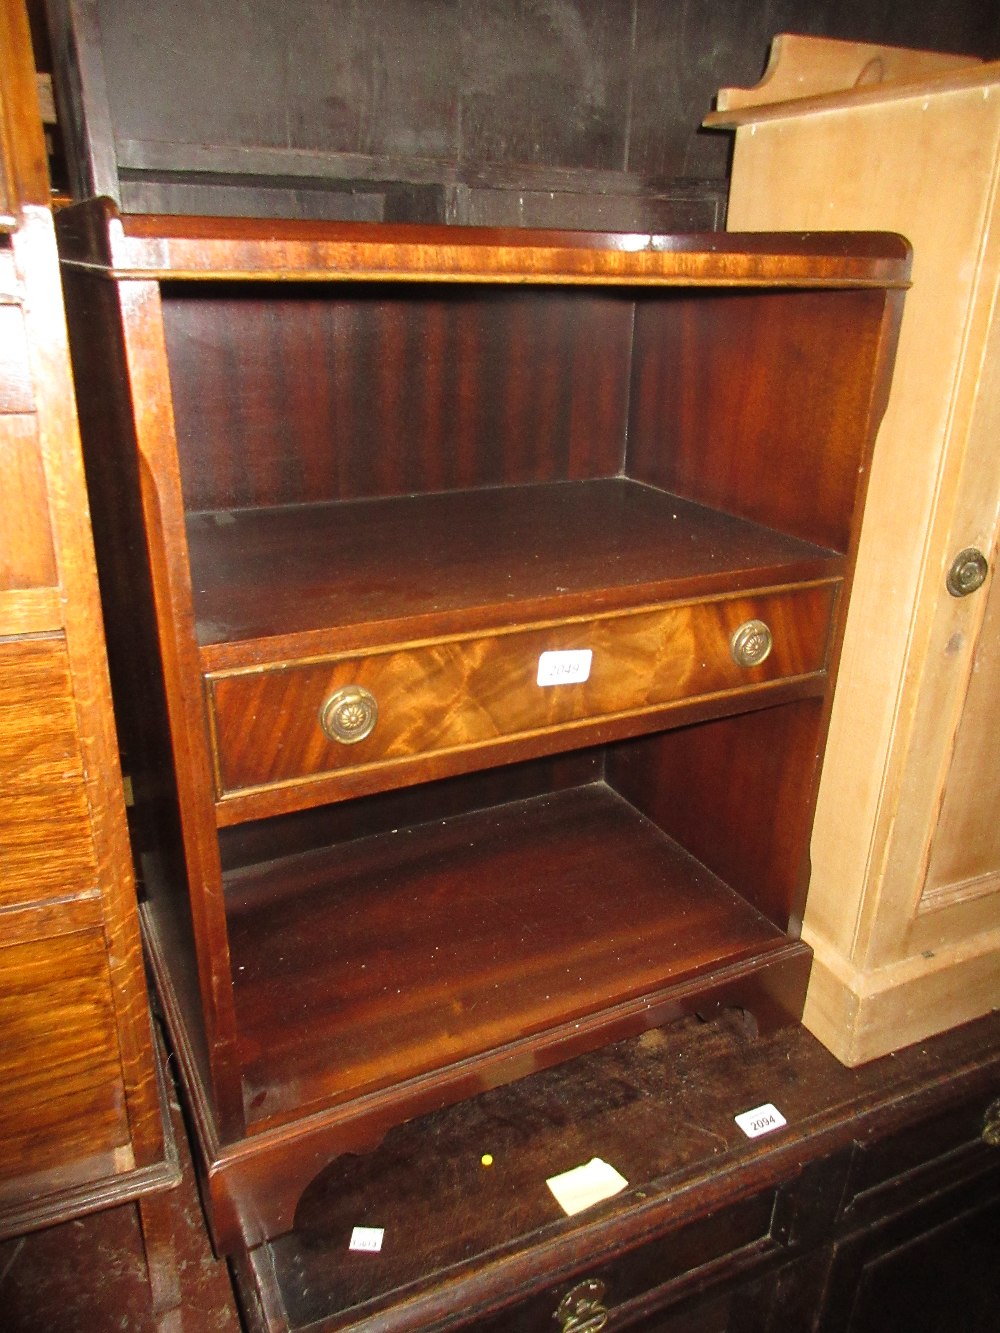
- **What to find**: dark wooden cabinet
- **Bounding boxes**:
[817,1094,1000,1332]
[229,1012,1000,1332]
[55,204,907,1257]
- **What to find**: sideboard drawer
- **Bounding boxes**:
[467,1190,781,1332]
[207,582,836,806]
[840,1088,1000,1228]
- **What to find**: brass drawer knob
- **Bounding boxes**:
[555,1277,609,1332]
[946,547,989,597]
[983,1098,1000,1148]
[731,618,773,668]
[319,685,378,745]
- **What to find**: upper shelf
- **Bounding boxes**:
[187,478,841,664]
[56,201,912,288]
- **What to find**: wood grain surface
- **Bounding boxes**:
[55,200,906,1251]
[0,635,98,909]
[0,927,129,1196]
[187,481,840,658]
[208,581,835,807]
[225,782,789,1129]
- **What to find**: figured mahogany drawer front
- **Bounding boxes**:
[208,582,836,805]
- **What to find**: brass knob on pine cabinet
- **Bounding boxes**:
[730,618,773,668]
[555,1278,609,1332]
[983,1098,1000,1148]
[946,547,989,597]
[319,685,378,744]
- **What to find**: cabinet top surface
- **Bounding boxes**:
[260,1008,1000,1332]
[56,200,911,287]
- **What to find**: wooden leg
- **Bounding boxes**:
[137,1189,183,1331]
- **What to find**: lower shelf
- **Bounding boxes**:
[225,782,795,1132]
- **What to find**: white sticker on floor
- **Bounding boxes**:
[349,1226,385,1253]
[546,1157,628,1216]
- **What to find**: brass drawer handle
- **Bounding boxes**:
[983,1098,1000,1148]
[555,1277,609,1332]
[319,685,378,744]
[730,618,773,668]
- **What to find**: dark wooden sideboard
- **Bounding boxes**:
[54,203,908,1256]
[232,1009,1000,1332]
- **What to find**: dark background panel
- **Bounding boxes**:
[36,0,1000,223]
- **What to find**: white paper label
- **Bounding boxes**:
[537,649,593,687]
[349,1226,385,1253]
[546,1157,628,1216]
[734,1103,787,1140]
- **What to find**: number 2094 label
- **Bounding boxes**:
[734,1103,788,1140]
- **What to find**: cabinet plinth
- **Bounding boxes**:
[57,201,907,1251]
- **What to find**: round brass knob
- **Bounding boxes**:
[731,618,773,668]
[555,1277,609,1332]
[946,547,989,597]
[983,1097,1000,1149]
[319,685,378,745]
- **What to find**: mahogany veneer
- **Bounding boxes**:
[56,201,907,1252]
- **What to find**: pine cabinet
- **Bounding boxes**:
[706,36,1000,1063]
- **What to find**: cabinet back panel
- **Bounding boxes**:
[628,288,888,552]
[218,750,603,873]
[162,284,634,511]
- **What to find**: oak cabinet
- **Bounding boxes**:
[55,203,906,1253]
[0,0,173,1238]
[706,36,1000,1064]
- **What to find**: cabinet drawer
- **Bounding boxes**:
[0,636,99,910]
[841,1089,1000,1227]
[0,924,131,1200]
[208,582,835,806]
[467,1191,780,1332]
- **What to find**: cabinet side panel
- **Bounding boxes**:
[161,286,634,510]
[626,289,889,552]
[58,266,213,1102]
